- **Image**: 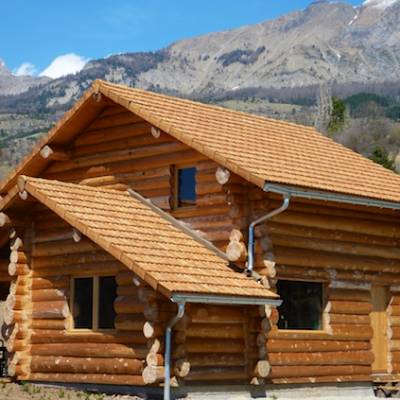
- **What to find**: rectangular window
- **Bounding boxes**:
[277,280,324,330]
[175,166,196,208]
[71,276,117,330]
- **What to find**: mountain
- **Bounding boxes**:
[0,59,49,96]
[1,0,400,176]
[3,0,400,103]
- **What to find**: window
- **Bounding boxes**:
[175,166,196,208]
[71,276,117,330]
[277,280,324,330]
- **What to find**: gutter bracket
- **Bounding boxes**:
[164,301,186,400]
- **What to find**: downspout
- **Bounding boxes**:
[164,301,186,400]
[246,193,291,275]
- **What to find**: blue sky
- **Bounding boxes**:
[2,0,363,77]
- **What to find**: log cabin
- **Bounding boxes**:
[1,80,400,398]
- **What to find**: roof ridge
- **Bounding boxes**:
[97,80,320,133]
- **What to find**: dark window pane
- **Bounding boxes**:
[277,280,323,330]
[178,167,196,207]
[98,276,117,329]
[73,278,93,329]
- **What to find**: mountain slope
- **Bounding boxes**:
[2,0,400,177]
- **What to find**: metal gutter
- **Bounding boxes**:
[246,194,290,275]
[171,293,281,307]
[164,302,185,400]
[264,183,400,210]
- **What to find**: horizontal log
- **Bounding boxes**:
[179,323,244,340]
[32,277,69,290]
[31,300,69,319]
[271,233,400,260]
[33,239,98,257]
[142,365,164,384]
[29,372,145,386]
[328,314,370,325]
[40,145,70,161]
[328,289,371,302]
[114,314,145,331]
[326,300,372,315]
[31,319,68,330]
[31,343,149,359]
[188,353,246,367]
[269,351,373,366]
[275,246,400,274]
[32,288,67,302]
[114,296,147,315]
[31,356,144,375]
[267,339,371,353]
[30,330,147,345]
[8,262,29,276]
[388,305,400,317]
[189,305,246,324]
[49,141,188,174]
[268,325,372,341]
[33,261,120,277]
[33,251,114,269]
[272,210,400,238]
[174,339,244,357]
[254,360,270,378]
[269,364,371,378]
[9,250,27,264]
[185,366,247,381]
[146,353,163,367]
[174,359,190,378]
[271,374,372,384]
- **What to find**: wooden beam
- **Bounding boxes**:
[40,145,70,161]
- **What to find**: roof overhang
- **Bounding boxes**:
[264,182,400,211]
[171,293,281,306]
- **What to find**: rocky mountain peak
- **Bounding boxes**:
[363,0,400,10]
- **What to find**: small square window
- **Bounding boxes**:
[71,276,117,330]
[277,280,324,330]
[176,166,196,208]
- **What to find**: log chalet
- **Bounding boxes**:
[1,80,400,398]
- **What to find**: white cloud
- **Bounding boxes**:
[39,53,89,79]
[363,0,399,9]
[14,62,37,76]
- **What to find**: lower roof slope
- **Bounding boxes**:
[16,177,276,301]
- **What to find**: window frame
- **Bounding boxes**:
[69,275,117,332]
[276,278,329,334]
[172,164,197,210]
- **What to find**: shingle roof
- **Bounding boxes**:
[97,80,400,203]
[15,177,276,300]
[2,79,400,204]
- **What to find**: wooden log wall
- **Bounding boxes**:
[19,100,400,385]
[246,186,400,383]
[173,304,270,384]
[24,205,164,386]
[388,288,400,374]
[40,104,248,252]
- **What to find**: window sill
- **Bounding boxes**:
[273,328,331,339]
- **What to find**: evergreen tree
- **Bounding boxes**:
[328,97,346,134]
[369,146,394,171]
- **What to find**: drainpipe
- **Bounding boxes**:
[164,301,186,400]
[246,193,291,276]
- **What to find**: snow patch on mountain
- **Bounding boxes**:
[363,0,399,10]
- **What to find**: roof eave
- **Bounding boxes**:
[171,292,281,306]
[264,182,400,210]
